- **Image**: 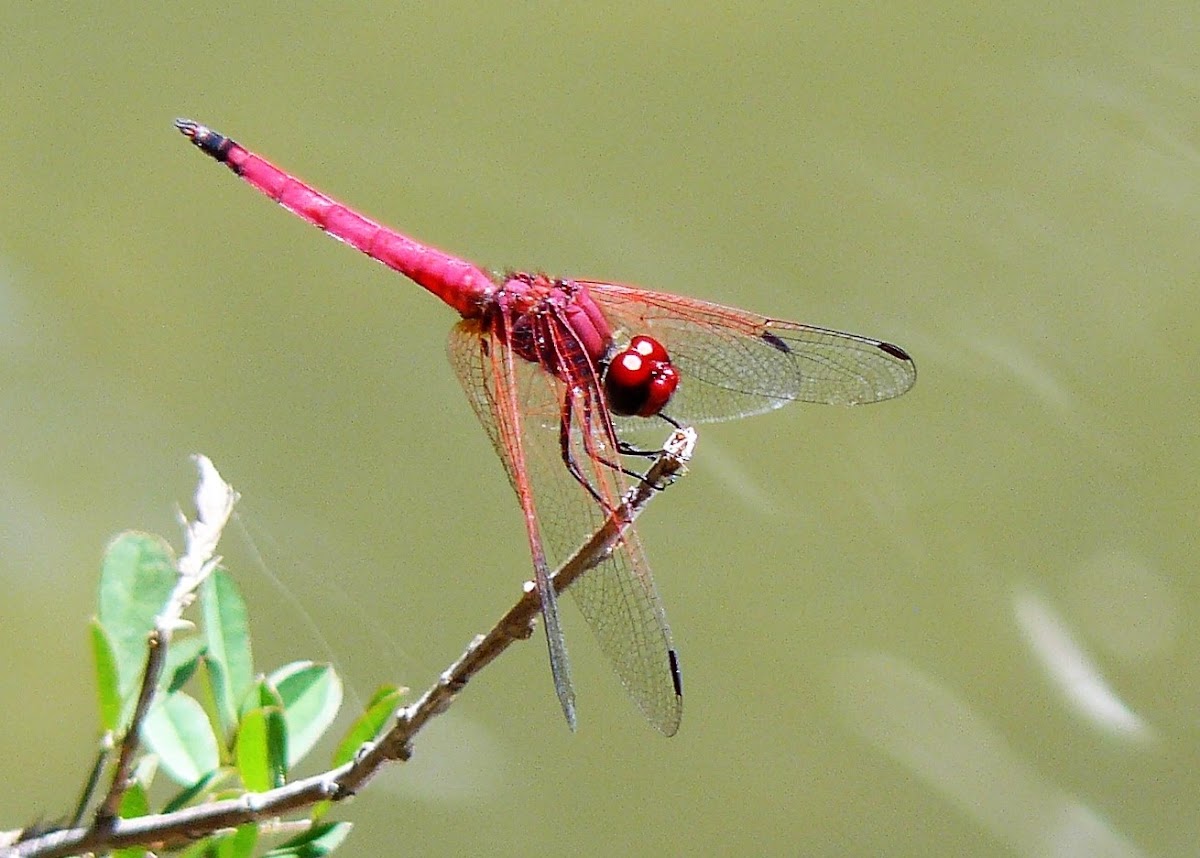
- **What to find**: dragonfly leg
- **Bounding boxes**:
[616,409,685,457]
[616,440,662,458]
[644,411,687,488]
[658,411,684,430]
[615,413,687,487]
[558,392,611,508]
[559,388,656,501]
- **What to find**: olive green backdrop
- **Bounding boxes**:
[0,4,1194,856]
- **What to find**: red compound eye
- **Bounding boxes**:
[608,349,652,391]
[628,334,669,364]
[638,362,679,416]
[605,336,679,417]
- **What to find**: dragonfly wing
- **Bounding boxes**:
[586,281,916,424]
[565,520,683,735]
[446,318,577,729]
[447,317,683,735]
[541,316,683,735]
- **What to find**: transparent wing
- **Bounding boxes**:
[585,280,916,424]
[445,318,578,725]
[447,317,683,735]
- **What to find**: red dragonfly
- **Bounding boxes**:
[176,119,916,735]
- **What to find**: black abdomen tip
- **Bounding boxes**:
[174,118,233,163]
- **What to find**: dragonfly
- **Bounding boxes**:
[175,119,916,736]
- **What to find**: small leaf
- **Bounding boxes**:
[265,707,289,785]
[264,821,352,857]
[143,692,220,786]
[114,842,153,858]
[202,569,253,737]
[270,662,343,767]
[203,655,229,741]
[241,677,284,716]
[236,707,287,791]
[216,822,258,858]
[235,708,269,791]
[331,685,404,767]
[131,754,159,790]
[97,532,178,702]
[162,768,229,813]
[118,780,150,818]
[90,619,122,732]
[165,636,207,693]
[112,782,152,858]
[176,839,220,858]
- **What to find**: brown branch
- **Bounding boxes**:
[340,426,697,785]
[3,428,695,858]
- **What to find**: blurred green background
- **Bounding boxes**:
[1,3,1196,856]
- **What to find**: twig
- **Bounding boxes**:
[338,426,697,786]
[4,429,695,858]
[69,743,110,829]
[91,455,239,828]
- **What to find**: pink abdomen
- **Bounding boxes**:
[176,120,494,319]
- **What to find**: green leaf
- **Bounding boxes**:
[332,685,403,767]
[143,692,220,786]
[264,821,352,857]
[263,707,288,787]
[202,569,253,737]
[236,707,287,791]
[97,532,178,704]
[112,781,152,858]
[90,619,122,733]
[203,654,229,740]
[176,839,220,858]
[235,708,269,791]
[216,823,258,858]
[162,768,230,813]
[114,843,153,858]
[131,754,159,790]
[165,636,207,694]
[118,779,149,818]
[270,662,342,767]
[242,677,284,716]
[310,799,333,822]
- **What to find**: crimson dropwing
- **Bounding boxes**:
[176,119,916,735]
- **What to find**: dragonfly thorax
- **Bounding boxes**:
[489,275,681,417]
[492,273,615,373]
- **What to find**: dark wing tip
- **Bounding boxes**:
[876,340,912,363]
[874,339,917,400]
[761,330,791,354]
[668,648,683,698]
